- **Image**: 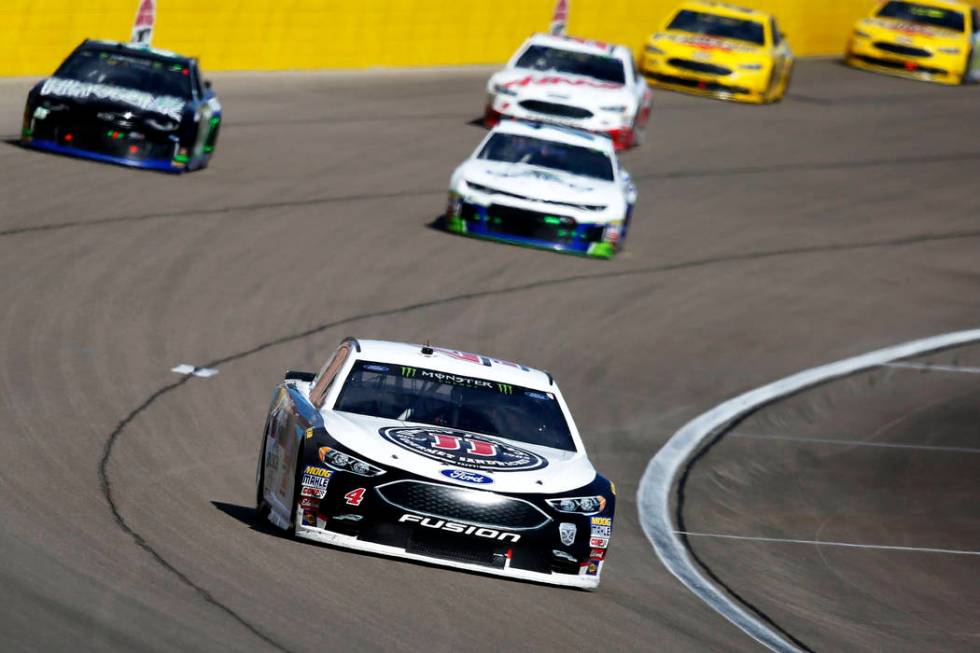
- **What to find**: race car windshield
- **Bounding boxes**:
[667,10,766,45]
[334,361,576,452]
[876,1,965,31]
[477,133,615,181]
[514,45,626,84]
[54,49,194,98]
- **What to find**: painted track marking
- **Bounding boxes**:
[675,531,980,557]
[884,362,980,374]
[731,432,980,454]
[636,328,980,653]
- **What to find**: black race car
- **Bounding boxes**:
[256,338,616,589]
[20,39,221,172]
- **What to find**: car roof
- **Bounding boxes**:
[673,1,770,21]
[491,119,616,154]
[352,339,555,390]
[524,33,630,61]
[82,39,193,65]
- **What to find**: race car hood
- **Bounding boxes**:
[322,410,598,494]
[856,17,967,47]
[652,31,767,62]
[458,159,619,208]
[35,76,187,122]
[490,69,633,109]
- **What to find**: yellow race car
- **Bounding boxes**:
[640,1,794,104]
[845,0,980,85]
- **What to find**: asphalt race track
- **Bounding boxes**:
[1,61,978,652]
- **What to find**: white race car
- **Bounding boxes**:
[256,338,617,589]
[484,33,653,150]
[443,120,637,258]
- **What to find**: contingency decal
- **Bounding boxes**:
[40,78,185,121]
[379,426,548,472]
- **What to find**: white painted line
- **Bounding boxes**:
[675,531,980,557]
[731,432,980,454]
[636,328,980,653]
[171,364,219,378]
[884,361,980,374]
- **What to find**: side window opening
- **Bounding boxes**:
[310,344,352,408]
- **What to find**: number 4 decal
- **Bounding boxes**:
[344,488,366,506]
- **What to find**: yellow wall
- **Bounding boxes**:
[0,0,944,76]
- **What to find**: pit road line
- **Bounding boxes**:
[637,328,980,653]
[674,531,980,557]
[730,432,980,454]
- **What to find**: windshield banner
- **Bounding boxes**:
[40,77,184,120]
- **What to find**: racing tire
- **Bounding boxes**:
[255,427,271,523]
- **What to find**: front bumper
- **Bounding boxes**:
[286,458,612,589]
[443,198,619,259]
[483,99,635,150]
[296,519,601,589]
[21,106,189,172]
[640,54,768,103]
[844,39,961,85]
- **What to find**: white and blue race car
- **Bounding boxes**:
[443,120,637,258]
[256,338,616,589]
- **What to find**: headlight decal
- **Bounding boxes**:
[318,446,386,477]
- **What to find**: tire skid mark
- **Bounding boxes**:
[4,151,980,238]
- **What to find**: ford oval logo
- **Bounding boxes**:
[440,469,493,484]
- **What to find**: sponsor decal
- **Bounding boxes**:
[559,522,577,546]
[430,347,530,371]
[591,516,612,527]
[343,488,366,506]
[661,33,755,53]
[591,524,612,538]
[333,514,363,522]
[586,560,600,576]
[305,427,315,440]
[398,514,521,542]
[301,509,317,526]
[589,536,609,548]
[302,473,330,490]
[303,466,332,478]
[484,167,595,192]
[419,369,493,390]
[589,547,607,560]
[299,496,318,509]
[502,74,622,90]
[300,486,326,499]
[440,469,494,484]
[39,77,185,121]
[379,426,547,472]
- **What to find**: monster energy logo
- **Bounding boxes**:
[401,367,417,377]
[497,383,513,394]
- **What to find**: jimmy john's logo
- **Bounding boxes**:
[379,426,547,472]
[399,514,520,542]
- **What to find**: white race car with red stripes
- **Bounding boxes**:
[484,33,653,150]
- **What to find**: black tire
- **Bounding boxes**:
[255,420,271,522]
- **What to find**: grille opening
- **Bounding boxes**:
[667,59,732,76]
[377,481,551,530]
[518,100,593,119]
